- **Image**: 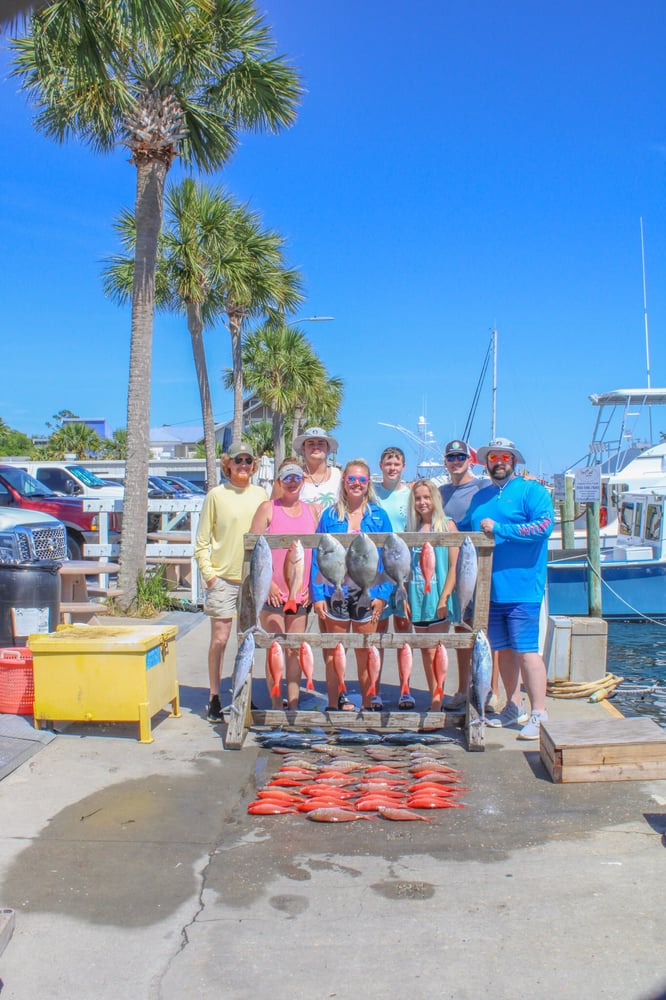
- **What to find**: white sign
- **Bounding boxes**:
[553,474,566,501]
[574,467,602,503]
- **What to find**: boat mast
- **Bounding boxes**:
[491,326,498,439]
[640,217,653,443]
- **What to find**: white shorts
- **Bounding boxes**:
[204,578,240,619]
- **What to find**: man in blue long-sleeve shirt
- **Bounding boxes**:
[458,437,553,740]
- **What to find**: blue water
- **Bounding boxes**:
[606,621,666,729]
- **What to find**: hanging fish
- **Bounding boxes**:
[419,540,436,594]
[433,642,448,700]
[333,642,347,694]
[366,645,381,697]
[470,629,493,723]
[316,534,347,605]
[455,536,477,624]
[267,641,285,700]
[382,533,411,613]
[249,535,273,628]
[283,539,305,613]
[398,643,413,702]
[230,630,255,712]
[299,641,316,691]
[345,534,379,615]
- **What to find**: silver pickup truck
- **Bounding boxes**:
[0,507,67,565]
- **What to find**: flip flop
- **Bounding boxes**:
[366,696,384,712]
[337,693,356,712]
[398,694,416,711]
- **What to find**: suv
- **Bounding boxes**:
[0,507,67,566]
[0,465,119,560]
[9,462,124,499]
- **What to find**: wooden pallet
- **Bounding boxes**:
[540,716,666,782]
[224,530,492,750]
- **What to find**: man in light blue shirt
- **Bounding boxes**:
[375,446,410,531]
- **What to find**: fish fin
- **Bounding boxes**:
[339,681,348,693]
[283,599,297,613]
[270,683,280,698]
[434,684,443,699]
[306,679,315,691]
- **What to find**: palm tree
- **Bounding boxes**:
[100,429,128,460]
[242,419,274,458]
[225,322,342,467]
[47,422,102,459]
[11,1,302,604]
[290,375,344,455]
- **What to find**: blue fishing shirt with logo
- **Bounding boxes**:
[457,477,554,603]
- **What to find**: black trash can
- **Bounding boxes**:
[0,564,61,648]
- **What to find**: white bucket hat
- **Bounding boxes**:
[292,426,339,454]
[475,437,526,465]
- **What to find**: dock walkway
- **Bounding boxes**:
[0,617,665,999]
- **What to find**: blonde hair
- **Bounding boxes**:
[407,479,450,532]
[332,458,377,521]
[220,452,260,480]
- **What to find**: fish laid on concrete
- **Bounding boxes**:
[345,534,379,614]
[433,643,448,700]
[317,534,347,604]
[307,808,372,823]
[366,645,381,697]
[249,535,273,627]
[267,640,285,699]
[247,802,296,815]
[230,630,256,712]
[331,730,384,745]
[455,536,477,623]
[283,539,305,613]
[299,641,315,691]
[377,806,432,822]
[382,533,411,612]
[381,731,454,745]
[419,541,436,594]
[470,628,493,723]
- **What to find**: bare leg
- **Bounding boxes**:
[261,606,308,708]
[318,613,351,707]
[208,617,232,697]
[497,648,522,707]
[517,651,547,714]
[356,616,387,707]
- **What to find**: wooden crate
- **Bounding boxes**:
[540,717,666,783]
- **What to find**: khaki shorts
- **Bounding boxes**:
[204,577,240,619]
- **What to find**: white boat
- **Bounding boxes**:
[547,487,666,620]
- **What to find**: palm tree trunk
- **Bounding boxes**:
[118,156,167,606]
[187,302,218,491]
[290,402,304,456]
[272,410,286,469]
[229,310,244,442]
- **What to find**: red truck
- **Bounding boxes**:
[0,465,120,560]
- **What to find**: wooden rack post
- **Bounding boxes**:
[224,531,494,749]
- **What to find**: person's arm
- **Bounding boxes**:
[193,492,216,584]
[485,484,554,541]
[249,500,272,535]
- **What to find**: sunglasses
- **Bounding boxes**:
[232,455,253,465]
[345,474,368,484]
[445,454,468,463]
[281,474,303,484]
[487,452,513,463]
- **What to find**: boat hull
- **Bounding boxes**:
[547,559,666,620]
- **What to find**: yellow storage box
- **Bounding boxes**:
[28,624,180,743]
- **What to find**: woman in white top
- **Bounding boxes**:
[292,426,341,509]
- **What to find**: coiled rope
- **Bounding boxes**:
[547,672,624,702]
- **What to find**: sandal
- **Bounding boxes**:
[398,694,416,711]
[365,696,383,712]
[336,693,356,712]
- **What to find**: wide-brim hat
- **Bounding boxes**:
[475,437,525,465]
[227,441,256,460]
[292,426,339,454]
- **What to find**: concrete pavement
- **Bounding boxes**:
[1,615,665,1000]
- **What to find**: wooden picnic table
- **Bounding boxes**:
[58,560,121,621]
[226,531,494,752]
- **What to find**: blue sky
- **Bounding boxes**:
[1,0,665,478]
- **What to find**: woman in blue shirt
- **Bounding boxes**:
[311,458,392,711]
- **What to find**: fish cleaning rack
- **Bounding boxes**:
[225,531,494,751]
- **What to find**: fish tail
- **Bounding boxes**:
[306,679,315,691]
[434,683,443,699]
[423,579,431,594]
[283,599,297,613]
[339,681,347,693]
[400,682,410,697]
[270,682,281,698]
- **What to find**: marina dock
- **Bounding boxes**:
[0,614,665,1000]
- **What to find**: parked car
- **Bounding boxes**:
[0,465,120,560]
[160,475,205,495]
[6,461,124,499]
[0,507,67,566]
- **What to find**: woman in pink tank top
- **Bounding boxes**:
[250,461,320,709]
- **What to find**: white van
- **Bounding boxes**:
[9,462,124,500]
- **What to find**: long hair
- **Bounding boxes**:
[407,479,449,532]
[332,458,377,521]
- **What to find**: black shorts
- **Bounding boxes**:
[324,591,371,623]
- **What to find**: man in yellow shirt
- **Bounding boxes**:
[194,442,268,721]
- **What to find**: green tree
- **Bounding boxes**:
[0,418,33,456]
[99,429,127,459]
[242,419,274,458]
[11,0,302,604]
[47,422,102,459]
[225,323,341,467]
[290,375,344,455]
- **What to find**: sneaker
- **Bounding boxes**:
[206,694,224,722]
[486,700,529,728]
[442,692,467,711]
[517,710,548,741]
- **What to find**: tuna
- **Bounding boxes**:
[455,536,478,624]
[230,630,255,711]
[345,534,379,614]
[470,628,493,723]
[316,534,347,604]
[249,535,273,627]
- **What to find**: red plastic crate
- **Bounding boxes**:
[0,648,34,715]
